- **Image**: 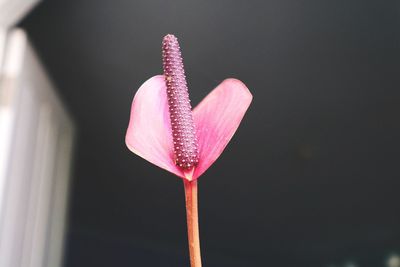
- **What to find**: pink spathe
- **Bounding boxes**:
[125,75,252,181]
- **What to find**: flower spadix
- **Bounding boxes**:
[126,34,252,181]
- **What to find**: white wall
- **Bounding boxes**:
[0,28,74,267]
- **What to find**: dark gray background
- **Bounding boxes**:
[21,0,400,266]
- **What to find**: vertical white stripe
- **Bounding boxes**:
[0,28,75,267]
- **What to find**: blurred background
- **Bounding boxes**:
[1,0,399,266]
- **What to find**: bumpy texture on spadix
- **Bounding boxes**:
[126,34,253,181]
[162,34,199,170]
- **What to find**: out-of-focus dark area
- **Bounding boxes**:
[19,0,400,266]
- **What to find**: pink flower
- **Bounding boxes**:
[125,34,252,181]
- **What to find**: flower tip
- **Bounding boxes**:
[163,34,178,42]
[223,78,253,100]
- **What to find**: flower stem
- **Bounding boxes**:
[183,179,202,267]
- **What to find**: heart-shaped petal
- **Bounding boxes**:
[125,75,185,178]
[192,79,253,179]
[126,76,252,181]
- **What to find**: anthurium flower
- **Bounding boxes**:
[125,34,252,267]
[126,35,252,181]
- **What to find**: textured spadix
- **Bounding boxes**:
[126,35,252,181]
[162,34,199,170]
